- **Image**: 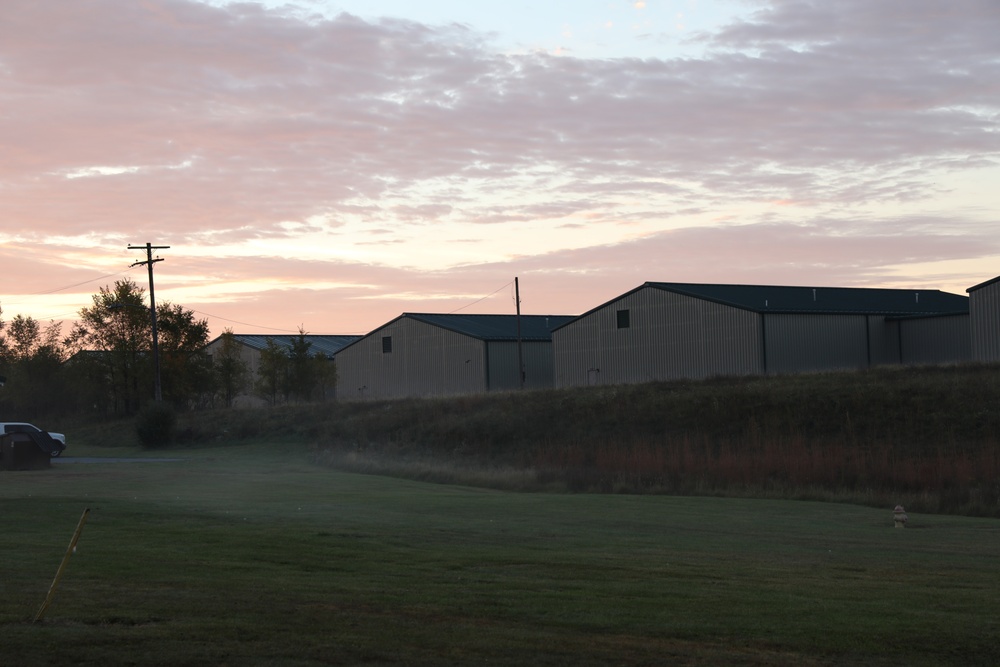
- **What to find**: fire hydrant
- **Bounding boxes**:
[893,505,908,528]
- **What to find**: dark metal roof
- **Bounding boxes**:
[646,282,969,315]
[967,275,1000,293]
[214,334,362,357]
[553,281,969,332]
[403,313,575,341]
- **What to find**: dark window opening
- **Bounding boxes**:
[382,336,392,353]
[616,309,630,329]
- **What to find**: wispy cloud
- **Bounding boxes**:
[1,0,997,334]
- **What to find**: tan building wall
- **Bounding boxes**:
[554,283,972,388]
[969,277,1000,362]
[762,313,871,374]
[553,286,762,387]
[203,337,262,376]
[337,317,487,401]
[203,334,352,406]
[898,314,971,364]
[203,337,264,407]
[486,340,556,391]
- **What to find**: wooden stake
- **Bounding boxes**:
[515,277,524,390]
[34,508,90,622]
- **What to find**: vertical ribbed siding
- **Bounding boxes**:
[337,318,486,400]
[487,341,556,391]
[553,287,762,387]
[899,314,971,364]
[204,338,263,378]
[970,282,1000,362]
[763,314,869,374]
[203,339,255,376]
[868,316,901,366]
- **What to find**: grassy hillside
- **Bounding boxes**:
[77,363,1000,516]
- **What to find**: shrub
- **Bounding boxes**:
[136,401,177,448]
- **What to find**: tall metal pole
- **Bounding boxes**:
[129,242,169,402]
[515,277,524,390]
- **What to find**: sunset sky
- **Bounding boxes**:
[2,0,998,338]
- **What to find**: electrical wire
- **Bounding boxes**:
[4,270,516,335]
[449,280,513,314]
[28,268,138,296]
[188,309,303,334]
[0,268,139,313]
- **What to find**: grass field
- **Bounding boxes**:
[3,441,1000,666]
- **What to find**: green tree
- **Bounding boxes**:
[287,328,317,401]
[256,337,288,405]
[214,328,250,408]
[0,311,68,418]
[65,279,151,415]
[313,353,338,401]
[65,279,209,415]
[156,302,212,408]
[1,313,55,362]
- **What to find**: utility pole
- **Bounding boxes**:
[515,276,524,390]
[129,242,170,402]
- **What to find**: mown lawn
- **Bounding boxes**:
[2,442,999,666]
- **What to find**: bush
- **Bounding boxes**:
[136,401,177,448]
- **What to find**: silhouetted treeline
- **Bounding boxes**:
[0,279,336,421]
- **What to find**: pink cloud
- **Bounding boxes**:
[0,0,997,336]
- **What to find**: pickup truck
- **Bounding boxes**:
[0,422,66,456]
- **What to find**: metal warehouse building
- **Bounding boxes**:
[203,333,361,404]
[203,333,362,377]
[336,313,574,400]
[968,275,1000,362]
[553,282,970,387]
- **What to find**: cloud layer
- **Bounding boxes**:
[1,0,998,335]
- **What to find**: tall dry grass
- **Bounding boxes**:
[107,362,1000,516]
[526,432,1000,515]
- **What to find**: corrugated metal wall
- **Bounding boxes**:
[337,318,486,401]
[486,341,556,391]
[764,314,969,371]
[867,316,901,366]
[970,282,1000,362]
[763,314,871,374]
[899,314,971,364]
[204,338,262,377]
[553,287,762,387]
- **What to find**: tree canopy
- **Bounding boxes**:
[0,280,336,422]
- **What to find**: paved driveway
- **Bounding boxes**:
[53,457,184,464]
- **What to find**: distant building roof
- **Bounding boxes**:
[337,313,575,355]
[967,275,1000,293]
[209,334,362,358]
[554,281,969,331]
[404,313,575,341]
[646,282,969,315]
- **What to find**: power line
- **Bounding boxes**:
[28,268,139,296]
[189,308,303,334]
[0,268,139,308]
[29,311,82,322]
[449,280,514,314]
[2,305,313,336]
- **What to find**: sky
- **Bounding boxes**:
[1,0,998,338]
